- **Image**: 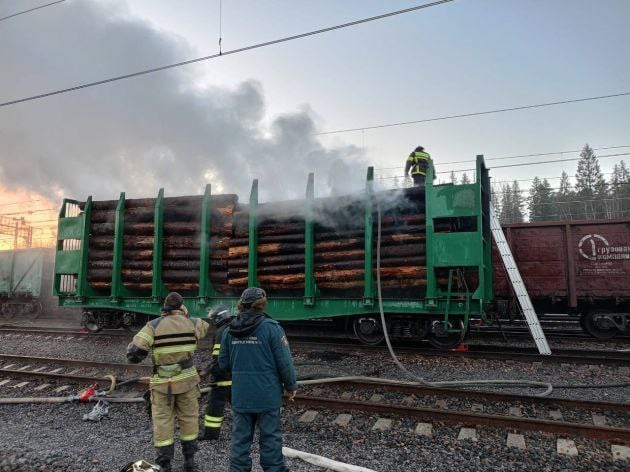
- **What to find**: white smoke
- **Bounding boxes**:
[0,0,366,204]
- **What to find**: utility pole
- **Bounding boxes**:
[0,216,33,249]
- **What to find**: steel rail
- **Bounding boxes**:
[0,354,150,372]
[326,379,630,413]
[0,327,127,337]
[292,395,630,444]
[0,369,113,384]
[291,340,630,366]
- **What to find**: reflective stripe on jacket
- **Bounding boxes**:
[131,310,209,394]
[209,322,232,386]
[407,151,430,176]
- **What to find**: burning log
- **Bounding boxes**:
[84,194,237,211]
[228,224,426,246]
[228,238,365,259]
[229,278,429,291]
[90,260,224,270]
[227,243,425,269]
[227,256,425,278]
[234,222,305,238]
[90,202,235,225]
[228,266,426,287]
[90,281,203,292]
[89,235,231,251]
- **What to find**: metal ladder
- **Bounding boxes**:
[490,205,551,355]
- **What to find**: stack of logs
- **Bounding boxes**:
[227,187,427,296]
[86,195,237,294]
[83,186,428,297]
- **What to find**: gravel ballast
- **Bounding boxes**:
[1,330,629,470]
[1,401,629,471]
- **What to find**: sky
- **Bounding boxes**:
[0,0,629,246]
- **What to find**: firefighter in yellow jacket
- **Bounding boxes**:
[127,292,209,472]
[405,145,431,186]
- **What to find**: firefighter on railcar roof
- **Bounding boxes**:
[405,145,431,186]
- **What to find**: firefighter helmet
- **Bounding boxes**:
[209,304,232,327]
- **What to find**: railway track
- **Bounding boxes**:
[291,338,630,367]
[0,354,150,394]
[2,327,630,368]
[1,353,629,460]
[292,379,630,445]
[0,327,128,337]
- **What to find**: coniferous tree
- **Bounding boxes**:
[528,177,542,221]
[558,171,572,197]
[620,161,630,181]
[491,184,501,215]
[449,171,458,185]
[556,171,574,220]
[575,144,606,197]
[461,173,471,185]
[610,160,630,217]
[575,144,609,218]
[611,161,630,194]
[499,183,513,223]
[511,180,524,223]
[528,177,555,221]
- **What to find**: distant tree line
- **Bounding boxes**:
[493,144,630,224]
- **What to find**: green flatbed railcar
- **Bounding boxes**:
[54,156,493,348]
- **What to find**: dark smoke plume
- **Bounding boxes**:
[0,0,365,203]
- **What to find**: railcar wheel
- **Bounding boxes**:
[82,311,102,333]
[581,310,619,339]
[427,319,465,350]
[1,303,16,320]
[30,302,42,320]
[353,317,385,345]
[122,312,145,334]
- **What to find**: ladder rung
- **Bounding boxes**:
[490,204,551,355]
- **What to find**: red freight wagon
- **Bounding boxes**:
[493,218,630,338]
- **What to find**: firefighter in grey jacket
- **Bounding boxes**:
[127,292,209,472]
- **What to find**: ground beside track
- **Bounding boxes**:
[0,400,628,471]
[1,330,629,471]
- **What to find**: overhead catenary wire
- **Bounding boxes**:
[0,0,454,108]
[376,151,630,178]
[491,152,630,171]
[315,92,630,136]
[0,0,65,22]
[0,208,56,217]
[0,199,43,208]
[376,145,630,171]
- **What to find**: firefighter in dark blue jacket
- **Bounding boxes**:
[218,287,298,472]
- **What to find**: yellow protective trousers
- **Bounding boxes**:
[151,385,200,447]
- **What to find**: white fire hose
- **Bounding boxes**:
[282,447,378,472]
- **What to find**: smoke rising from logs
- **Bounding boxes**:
[0,0,365,202]
[84,186,431,297]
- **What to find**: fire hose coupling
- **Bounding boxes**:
[78,384,98,402]
[70,375,118,403]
